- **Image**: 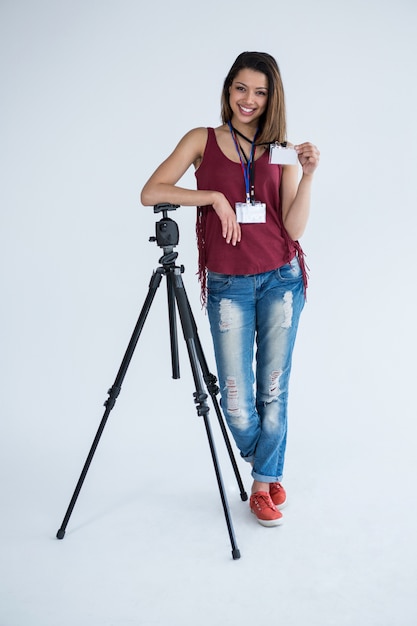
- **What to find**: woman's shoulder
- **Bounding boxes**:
[182,126,209,141]
[175,125,225,167]
[183,125,225,142]
[176,126,209,155]
[182,126,226,166]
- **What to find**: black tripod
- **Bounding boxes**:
[56,203,247,559]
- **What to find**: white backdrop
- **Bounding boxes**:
[1,1,417,625]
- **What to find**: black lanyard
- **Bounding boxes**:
[228,121,258,203]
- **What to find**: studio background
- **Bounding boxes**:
[1,1,416,625]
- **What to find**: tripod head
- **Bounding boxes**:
[149,203,181,266]
[149,203,180,249]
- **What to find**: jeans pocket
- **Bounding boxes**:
[276,256,302,281]
[207,272,234,294]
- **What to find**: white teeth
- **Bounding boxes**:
[240,106,253,113]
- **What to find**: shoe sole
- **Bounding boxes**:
[275,499,287,510]
[251,510,284,527]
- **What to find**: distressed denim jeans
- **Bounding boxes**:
[207,257,305,483]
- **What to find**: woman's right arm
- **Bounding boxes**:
[140,127,241,245]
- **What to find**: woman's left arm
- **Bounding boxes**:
[280,142,320,241]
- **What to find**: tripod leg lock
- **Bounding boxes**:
[204,373,220,396]
[104,385,121,410]
[193,391,210,417]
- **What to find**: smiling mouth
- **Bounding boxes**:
[239,105,255,115]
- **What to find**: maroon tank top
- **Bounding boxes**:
[195,128,306,298]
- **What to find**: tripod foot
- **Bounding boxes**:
[56,528,66,540]
[232,548,241,560]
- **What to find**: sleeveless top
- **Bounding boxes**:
[195,128,307,299]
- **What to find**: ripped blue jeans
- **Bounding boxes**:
[207,257,305,483]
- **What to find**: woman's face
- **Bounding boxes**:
[228,68,269,126]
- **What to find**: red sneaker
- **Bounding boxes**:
[250,491,283,527]
[269,482,287,509]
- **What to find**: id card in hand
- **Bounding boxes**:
[269,143,298,165]
[235,201,266,224]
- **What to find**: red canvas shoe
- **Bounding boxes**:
[269,482,287,509]
[249,491,283,527]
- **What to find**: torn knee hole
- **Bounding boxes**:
[226,376,240,414]
[219,298,233,331]
[269,370,282,396]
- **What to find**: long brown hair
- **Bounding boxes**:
[220,51,287,145]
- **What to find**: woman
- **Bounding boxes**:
[141,51,319,527]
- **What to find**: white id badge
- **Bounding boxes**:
[235,201,266,223]
[269,143,298,165]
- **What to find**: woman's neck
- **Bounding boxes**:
[229,119,258,143]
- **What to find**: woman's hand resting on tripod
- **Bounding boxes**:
[211,192,241,246]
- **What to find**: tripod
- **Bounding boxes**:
[56,203,247,560]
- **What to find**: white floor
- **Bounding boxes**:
[2,302,417,626]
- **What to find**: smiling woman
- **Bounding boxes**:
[219,51,287,146]
[228,70,269,122]
[141,51,320,528]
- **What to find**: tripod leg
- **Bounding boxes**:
[182,289,248,502]
[166,270,180,379]
[56,269,165,539]
[170,269,241,560]
[201,403,241,560]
